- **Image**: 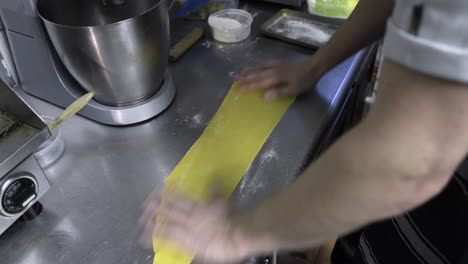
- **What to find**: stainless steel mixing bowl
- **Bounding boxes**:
[37,0,170,106]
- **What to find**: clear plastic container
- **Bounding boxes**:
[208,9,253,43]
[307,0,359,18]
[34,117,65,168]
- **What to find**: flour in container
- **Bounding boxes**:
[210,16,242,31]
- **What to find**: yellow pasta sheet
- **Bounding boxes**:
[154,84,294,264]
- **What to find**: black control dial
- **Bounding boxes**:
[2,177,37,215]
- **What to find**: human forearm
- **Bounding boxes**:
[234,61,468,255]
[235,1,394,99]
[314,240,336,264]
[307,0,394,75]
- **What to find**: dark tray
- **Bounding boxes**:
[260,9,345,49]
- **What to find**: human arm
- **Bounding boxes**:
[286,240,336,264]
[232,60,468,254]
[313,240,336,264]
[235,0,395,99]
[142,60,468,263]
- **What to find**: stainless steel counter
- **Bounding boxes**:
[0,2,372,264]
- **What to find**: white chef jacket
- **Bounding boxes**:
[383,0,468,83]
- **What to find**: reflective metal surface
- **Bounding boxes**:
[0,0,175,125]
[0,79,51,235]
[0,79,50,177]
[0,17,18,87]
[0,2,371,263]
[67,70,176,126]
[37,0,170,106]
[0,155,51,234]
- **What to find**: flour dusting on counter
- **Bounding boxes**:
[260,148,278,164]
[237,175,265,202]
[182,113,205,128]
[237,142,279,202]
[202,40,213,48]
[175,106,206,129]
[192,113,202,127]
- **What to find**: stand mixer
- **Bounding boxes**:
[0,0,176,126]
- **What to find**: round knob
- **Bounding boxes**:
[1,174,38,217]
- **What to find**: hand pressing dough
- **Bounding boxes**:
[153,83,295,264]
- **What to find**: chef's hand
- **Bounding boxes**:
[235,60,325,100]
[139,190,253,264]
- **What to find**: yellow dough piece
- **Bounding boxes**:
[153,84,295,264]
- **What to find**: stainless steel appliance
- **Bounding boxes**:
[0,0,175,125]
[0,79,51,234]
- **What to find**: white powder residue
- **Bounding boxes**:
[192,113,202,127]
[269,17,334,45]
[174,107,205,129]
[260,148,278,164]
[201,40,213,48]
[180,113,205,129]
[210,17,242,31]
[236,170,266,203]
[251,11,260,18]
[237,181,265,202]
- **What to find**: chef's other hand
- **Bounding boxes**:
[139,188,162,249]
[235,60,324,100]
[139,190,252,264]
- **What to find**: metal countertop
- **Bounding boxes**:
[0,2,370,264]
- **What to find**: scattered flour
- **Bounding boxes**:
[201,40,213,48]
[192,113,202,127]
[260,148,278,164]
[269,17,334,45]
[237,145,278,202]
[237,176,265,202]
[251,11,260,18]
[181,113,204,129]
[175,107,205,129]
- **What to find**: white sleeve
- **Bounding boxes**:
[383,0,468,83]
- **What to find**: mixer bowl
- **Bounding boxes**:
[37,0,170,106]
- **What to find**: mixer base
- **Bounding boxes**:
[74,70,176,126]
